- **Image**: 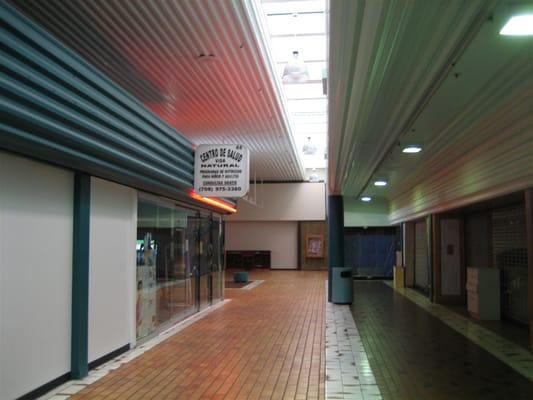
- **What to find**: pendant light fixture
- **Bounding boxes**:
[302,136,317,155]
[282,13,309,83]
[282,50,309,83]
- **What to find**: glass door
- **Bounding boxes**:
[211,216,223,303]
[136,196,198,340]
[198,213,212,310]
[187,213,211,311]
[186,214,201,313]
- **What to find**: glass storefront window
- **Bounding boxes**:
[136,194,224,340]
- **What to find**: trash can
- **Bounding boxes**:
[332,267,353,304]
[234,271,249,283]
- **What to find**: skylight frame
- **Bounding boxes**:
[260,0,328,170]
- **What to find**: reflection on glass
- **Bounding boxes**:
[198,215,212,310]
[136,196,224,340]
[211,217,223,303]
[136,198,197,340]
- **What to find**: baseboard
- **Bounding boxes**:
[16,372,71,400]
[89,343,131,370]
[15,344,131,400]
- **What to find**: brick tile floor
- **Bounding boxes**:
[71,270,327,400]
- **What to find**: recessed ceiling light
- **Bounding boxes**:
[500,13,533,36]
[374,180,387,187]
[361,196,372,202]
[402,145,422,154]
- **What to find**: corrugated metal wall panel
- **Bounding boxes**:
[0,1,195,199]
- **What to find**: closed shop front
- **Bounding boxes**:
[415,220,429,292]
[492,206,528,324]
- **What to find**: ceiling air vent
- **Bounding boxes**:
[197,53,217,63]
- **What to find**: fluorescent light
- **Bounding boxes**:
[190,191,237,213]
[500,13,533,36]
[402,145,422,154]
[374,180,387,187]
[361,196,372,202]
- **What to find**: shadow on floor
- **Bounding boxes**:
[445,304,530,351]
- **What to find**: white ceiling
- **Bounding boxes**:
[329,0,533,222]
[11,0,306,181]
[328,0,500,196]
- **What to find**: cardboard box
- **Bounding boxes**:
[393,266,405,288]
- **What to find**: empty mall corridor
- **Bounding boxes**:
[1,0,533,399]
[41,272,533,400]
[68,271,327,400]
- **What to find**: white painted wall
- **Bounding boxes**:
[226,183,326,221]
[225,222,298,269]
[88,178,137,362]
[0,152,73,400]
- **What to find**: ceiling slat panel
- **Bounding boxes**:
[328,0,495,195]
[10,0,305,181]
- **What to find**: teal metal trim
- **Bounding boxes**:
[0,1,192,151]
[0,0,195,200]
[71,172,90,379]
[328,195,345,302]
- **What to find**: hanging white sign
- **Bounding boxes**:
[194,144,249,198]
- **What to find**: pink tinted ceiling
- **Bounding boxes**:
[11,0,304,181]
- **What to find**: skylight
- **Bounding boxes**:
[259,0,328,170]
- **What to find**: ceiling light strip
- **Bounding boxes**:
[190,191,237,213]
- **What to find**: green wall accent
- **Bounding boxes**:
[71,173,90,379]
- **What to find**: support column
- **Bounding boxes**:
[71,173,91,379]
[525,189,533,351]
[328,195,344,302]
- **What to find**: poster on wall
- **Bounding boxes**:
[306,234,324,258]
[194,144,249,198]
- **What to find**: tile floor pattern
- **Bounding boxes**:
[224,279,266,291]
[384,281,533,381]
[351,281,533,400]
[325,300,381,400]
[43,300,231,399]
[68,270,327,400]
